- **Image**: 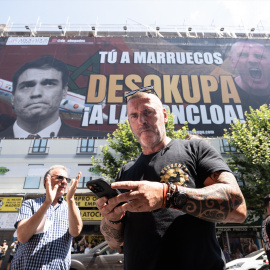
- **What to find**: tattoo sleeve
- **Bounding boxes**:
[100,219,124,247]
[181,171,246,223]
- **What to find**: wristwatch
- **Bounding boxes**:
[171,190,187,209]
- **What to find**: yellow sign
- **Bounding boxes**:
[63,195,97,208]
[0,197,23,212]
[87,235,105,244]
[80,209,102,221]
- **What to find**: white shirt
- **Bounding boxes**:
[13,118,62,138]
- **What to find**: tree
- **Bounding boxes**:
[224,104,270,218]
[91,112,190,181]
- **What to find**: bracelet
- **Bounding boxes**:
[108,215,125,225]
[108,219,123,225]
[162,183,168,208]
[165,182,176,208]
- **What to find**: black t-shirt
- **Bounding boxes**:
[117,139,231,270]
[234,81,270,114]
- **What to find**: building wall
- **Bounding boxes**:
[0,138,105,194]
[1,137,261,260]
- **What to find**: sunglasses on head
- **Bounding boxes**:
[50,174,71,183]
[124,86,158,103]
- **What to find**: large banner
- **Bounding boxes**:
[0,36,270,138]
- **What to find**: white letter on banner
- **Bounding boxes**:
[200,105,211,124]
[186,105,200,124]
[224,105,237,124]
[89,105,103,124]
[81,107,90,126]
[186,52,194,64]
[203,52,214,64]
[171,105,186,124]
[193,52,203,64]
[134,52,146,63]
[108,50,117,64]
[210,105,224,124]
[156,52,166,64]
[166,52,176,64]
[120,52,130,63]
[99,51,108,63]
[176,52,185,64]
[119,105,128,122]
[213,52,223,64]
[147,52,156,64]
[109,105,118,124]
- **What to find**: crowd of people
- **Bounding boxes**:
[0,238,18,270]
[71,236,99,254]
[223,239,259,263]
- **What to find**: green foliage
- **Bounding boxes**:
[91,112,190,181]
[224,105,270,217]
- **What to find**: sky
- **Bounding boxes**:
[1,0,270,33]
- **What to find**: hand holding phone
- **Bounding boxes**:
[86,178,121,199]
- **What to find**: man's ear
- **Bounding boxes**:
[163,107,168,123]
[62,86,68,99]
[11,95,15,110]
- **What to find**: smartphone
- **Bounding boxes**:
[86,178,121,199]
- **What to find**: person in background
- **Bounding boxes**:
[249,239,258,253]
[235,248,243,259]
[10,165,83,270]
[96,87,247,270]
[84,243,92,254]
[78,235,87,253]
[91,240,98,248]
[0,240,8,268]
[7,238,18,270]
[262,194,270,268]
[223,246,231,263]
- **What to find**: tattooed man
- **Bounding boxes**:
[96,87,247,270]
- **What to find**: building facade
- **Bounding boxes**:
[0,136,263,259]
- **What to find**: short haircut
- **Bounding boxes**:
[43,165,68,188]
[264,194,270,207]
[12,55,69,93]
[127,91,163,108]
[230,40,269,57]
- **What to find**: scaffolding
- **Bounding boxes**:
[1,19,270,39]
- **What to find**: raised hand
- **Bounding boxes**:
[44,174,59,205]
[66,172,81,201]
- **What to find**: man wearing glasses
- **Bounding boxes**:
[97,86,247,270]
[10,165,83,270]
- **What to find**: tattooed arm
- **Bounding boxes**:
[100,218,124,249]
[96,196,125,249]
[105,171,246,231]
[181,171,247,223]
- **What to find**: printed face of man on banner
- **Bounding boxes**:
[12,68,67,128]
[230,41,270,96]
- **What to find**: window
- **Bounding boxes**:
[24,176,41,189]
[29,139,49,154]
[77,139,96,154]
[220,139,237,153]
[24,164,44,189]
[78,176,91,189]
